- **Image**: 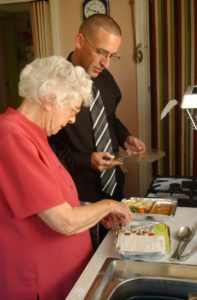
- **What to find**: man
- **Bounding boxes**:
[49,14,145,231]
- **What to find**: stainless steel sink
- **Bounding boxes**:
[85,258,197,300]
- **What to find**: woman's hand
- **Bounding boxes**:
[100,201,132,229]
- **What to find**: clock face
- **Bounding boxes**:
[83,0,108,19]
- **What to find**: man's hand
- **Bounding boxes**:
[123,135,146,154]
[90,152,123,172]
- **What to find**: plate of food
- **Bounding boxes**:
[115,221,171,260]
[122,197,177,222]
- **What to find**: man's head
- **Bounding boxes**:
[71,14,122,78]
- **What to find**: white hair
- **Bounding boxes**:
[18,56,93,107]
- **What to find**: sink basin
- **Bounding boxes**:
[85,258,197,300]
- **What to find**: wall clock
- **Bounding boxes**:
[82,0,109,20]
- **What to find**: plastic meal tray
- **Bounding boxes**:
[122,197,177,222]
[115,221,171,260]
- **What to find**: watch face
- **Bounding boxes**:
[83,0,108,19]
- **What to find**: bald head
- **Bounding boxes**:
[79,14,122,38]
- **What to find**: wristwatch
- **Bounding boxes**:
[82,0,109,20]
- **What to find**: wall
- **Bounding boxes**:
[52,0,141,197]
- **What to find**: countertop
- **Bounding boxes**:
[66,207,197,300]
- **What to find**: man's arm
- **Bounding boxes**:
[112,115,146,153]
[49,132,92,171]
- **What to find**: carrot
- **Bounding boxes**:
[138,207,145,213]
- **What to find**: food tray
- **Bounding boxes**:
[122,197,177,221]
[115,221,171,260]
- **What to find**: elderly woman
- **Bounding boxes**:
[0,56,131,300]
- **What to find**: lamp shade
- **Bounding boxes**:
[181,85,197,108]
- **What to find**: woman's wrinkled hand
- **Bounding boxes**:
[100,201,132,229]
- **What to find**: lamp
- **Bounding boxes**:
[181,85,197,130]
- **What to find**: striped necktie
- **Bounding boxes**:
[90,85,117,196]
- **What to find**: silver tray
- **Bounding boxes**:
[122,197,177,222]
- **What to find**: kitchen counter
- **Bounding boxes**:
[66,207,197,300]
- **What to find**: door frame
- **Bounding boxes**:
[134,0,152,195]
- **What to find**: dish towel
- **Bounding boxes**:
[90,85,117,196]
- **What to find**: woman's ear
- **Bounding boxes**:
[41,95,55,112]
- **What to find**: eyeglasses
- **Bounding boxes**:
[71,105,81,114]
[83,34,121,62]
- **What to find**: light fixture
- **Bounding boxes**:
[181,85,197,130]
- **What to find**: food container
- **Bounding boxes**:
[122,197,177,222]
[115,221,171,260]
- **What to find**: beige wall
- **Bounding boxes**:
[53,0,141,197]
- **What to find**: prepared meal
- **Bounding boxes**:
[126,199,154,214]
[122,198,177,221]
[115,221,171,259]
[150,202,173,215]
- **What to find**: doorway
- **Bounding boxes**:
[0,3,33,113]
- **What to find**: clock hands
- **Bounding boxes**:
[87,8,101,14]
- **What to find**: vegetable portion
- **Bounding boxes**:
[127,199,153,214]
